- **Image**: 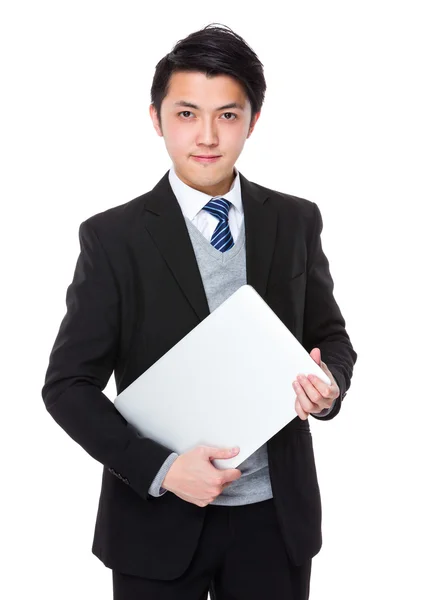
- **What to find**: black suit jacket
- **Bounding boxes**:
[41,169,357,580]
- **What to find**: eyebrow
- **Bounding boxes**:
[173,101,245,111]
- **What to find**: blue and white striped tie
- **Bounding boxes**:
[202,197,235,252]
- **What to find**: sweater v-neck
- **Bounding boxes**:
[184,215,246,264]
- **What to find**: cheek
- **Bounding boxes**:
[225,123,250,149]
[164,124,192,154]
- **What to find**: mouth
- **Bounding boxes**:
[191,155,222,164]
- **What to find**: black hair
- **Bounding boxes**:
[150,23,266,129]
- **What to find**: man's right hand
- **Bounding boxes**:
[162,445,242,507]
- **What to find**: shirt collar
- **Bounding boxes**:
[168,163,243,221]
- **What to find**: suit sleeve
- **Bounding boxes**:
[41,219,176,501]
[303,203,358,421]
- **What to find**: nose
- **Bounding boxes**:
[196,117,219,148]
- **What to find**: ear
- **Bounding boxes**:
[247,111,261,138]
[149,104,163,137]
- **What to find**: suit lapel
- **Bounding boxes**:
[144,169,278,322]
[239,172,278,298]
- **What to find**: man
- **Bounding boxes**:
[42,23,357,600]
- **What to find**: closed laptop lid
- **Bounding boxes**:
[114,284,330,469]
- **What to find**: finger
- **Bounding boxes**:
[310,347,321,365]
[296,374,322,406]
[295,396,309,420]
[205,447,239,459]
[296,380,331,414]
[307,374,333,400]
[292,380,315,414]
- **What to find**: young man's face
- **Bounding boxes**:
[149,71,260,196]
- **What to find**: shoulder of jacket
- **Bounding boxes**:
[249,179,317,220]
[79,191,150,237]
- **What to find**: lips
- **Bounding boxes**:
[191,155,221,163]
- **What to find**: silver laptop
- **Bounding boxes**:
[114,284,330,469]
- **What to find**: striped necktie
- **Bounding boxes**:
[202,197,235,252]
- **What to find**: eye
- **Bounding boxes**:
[177,111,194,119]
[221,112,237,120]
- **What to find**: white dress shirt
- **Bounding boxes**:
[168,164,243,242]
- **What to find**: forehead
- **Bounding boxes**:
[164,71,250,109]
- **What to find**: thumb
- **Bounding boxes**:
[222,468,243,483]
[310,347,321,365]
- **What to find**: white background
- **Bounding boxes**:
[1,1,422,598]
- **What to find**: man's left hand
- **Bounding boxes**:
[292,348,340,420]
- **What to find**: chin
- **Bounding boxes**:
[189,162,228,177]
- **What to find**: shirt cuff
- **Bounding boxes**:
[148,452,179,497]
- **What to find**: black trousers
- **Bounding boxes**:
[112,497,312,600]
